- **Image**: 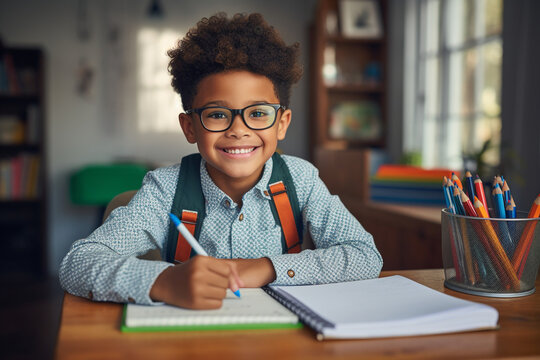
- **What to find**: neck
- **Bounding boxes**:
[205,165,264,206]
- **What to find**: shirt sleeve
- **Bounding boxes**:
[58,165,179,305]
[267,157,383,285]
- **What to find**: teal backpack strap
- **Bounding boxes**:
[268,153,303,253]
[166,153,206,263]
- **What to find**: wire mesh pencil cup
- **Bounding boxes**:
[441,209,540,297]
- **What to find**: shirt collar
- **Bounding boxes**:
[200,156,274,212]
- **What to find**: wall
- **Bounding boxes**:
[0,0,317,275]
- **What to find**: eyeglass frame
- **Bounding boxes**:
[185,103,286,132]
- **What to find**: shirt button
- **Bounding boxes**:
[287,269,295,278]
[224,200,231,207]
[264,190,269,196]
[239,213,244,221]
[88,291,93,300]
[128,297,135,303]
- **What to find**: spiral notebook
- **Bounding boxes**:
[264,275,499,340]
[121,288,301,332]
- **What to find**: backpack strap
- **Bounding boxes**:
[268,153,303,253]
[166,152,303,262]
[166,153,205,263]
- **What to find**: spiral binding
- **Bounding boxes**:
[262,285,334,334]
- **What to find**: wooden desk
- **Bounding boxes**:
[343,200,443,270]
[55,269,540,359]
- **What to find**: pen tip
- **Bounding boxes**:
[168,213,181,227]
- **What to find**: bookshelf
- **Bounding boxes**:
[0,47,47,276]
[309,0,387,200]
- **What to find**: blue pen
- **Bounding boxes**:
[169,213,241,298]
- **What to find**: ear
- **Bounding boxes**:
[276,108,292,141]
[179,113,197,144]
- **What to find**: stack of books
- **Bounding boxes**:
[370,164,457,205]
[0,153,41,200]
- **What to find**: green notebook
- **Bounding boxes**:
[121,288,301,333]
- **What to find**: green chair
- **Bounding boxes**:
[70,163,149,206]
[70,163,149,224]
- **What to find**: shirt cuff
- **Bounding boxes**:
[267,252,316,285]
[116,258,174,305]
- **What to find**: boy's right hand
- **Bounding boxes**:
[150,256,243,309]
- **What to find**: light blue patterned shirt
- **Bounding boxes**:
[59,155,382,305]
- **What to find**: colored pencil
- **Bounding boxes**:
[442,177,455,214]
[442,181,462,281]
[464,171,476,201]
[452,172,463,190]
[460,190,477,217]
[446,178,467,281]
[502,181,511,205]
[453,186,466,216]
[492,184,506,218]
[505,201,515,219]
[494,176,504,188]
[512,195,540,279]
[446,178,459,211]
[474,175,489,211]
[473,197,520,290]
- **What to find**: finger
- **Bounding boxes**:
[204,259,243,293]
[228,263,243,292]
[200,284,228,301]
[195,267,229,289]
[197,298,223,310]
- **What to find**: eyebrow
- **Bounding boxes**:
[199,100,271,108]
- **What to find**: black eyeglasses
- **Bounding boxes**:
[185,103,286,132]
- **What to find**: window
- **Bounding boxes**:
[405,0,503,171]
[137,28,185,133]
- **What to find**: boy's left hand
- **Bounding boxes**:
[228,257,276,287]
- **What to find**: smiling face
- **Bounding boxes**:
[179,70,291,197]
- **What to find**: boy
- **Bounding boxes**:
[59,13,382,310]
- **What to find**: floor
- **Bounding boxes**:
[0,274,64,360]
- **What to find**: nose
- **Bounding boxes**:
[226,113,250,138]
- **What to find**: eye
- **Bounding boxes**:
[250,110,266,118]
[206,111,229,120]
[248,107,271,119]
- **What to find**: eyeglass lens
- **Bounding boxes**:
[201,104,277,131]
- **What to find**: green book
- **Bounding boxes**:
[121,288,302,333]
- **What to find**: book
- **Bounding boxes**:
[264,275,498,340]
[121,288,301,332]
[370,164,458,205]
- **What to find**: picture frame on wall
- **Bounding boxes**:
[328,101,383,142]
[340,0,383,39]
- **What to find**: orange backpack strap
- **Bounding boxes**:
[166,154,205,264]
[174,210,198,263]
[268,181,301,253]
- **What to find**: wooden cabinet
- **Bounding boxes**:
[0,47,47,276]
[343,200,443,270]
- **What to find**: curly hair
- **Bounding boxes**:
[167,12,303,110]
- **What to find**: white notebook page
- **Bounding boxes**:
[271,275,498,338]
[125,288,298,327]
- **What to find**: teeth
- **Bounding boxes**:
[225,148,255,154]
